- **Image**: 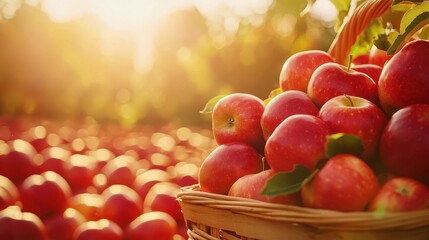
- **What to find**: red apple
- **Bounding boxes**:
[74,219,123,240]
[351,64,382,84]
[125,211,178,240]
[279,50,333,92]
[212,93,265,153]
[0,175,19,210]
[69,193,104,221]
[369,177,429,212]
[38,147,71,178]
[380,104,429,185]
[143,182,183,225]
[132,169,171,201]
[0,206,47,240]
[43,208,86,240]
[198,142,263,195]
[100,155,140,188]
[20,171,72,219]
[352,53,369,65]
[368,45,392,67]
[65,154,97,194]
[318,95,387,161]
[0,139,38,184]
[260,90,319,140]
[378,40,429,115]
[100,184,143,229]
[264,114,332,172]
[307,62,378,107]
[301,154,378,212]
[228,169,300,205]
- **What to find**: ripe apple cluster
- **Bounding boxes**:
[0,117,212,240]
[199,39,429,213]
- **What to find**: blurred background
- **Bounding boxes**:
[0,0,338,128]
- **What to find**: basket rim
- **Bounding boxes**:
[178,184,429,231]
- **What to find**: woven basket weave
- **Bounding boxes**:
[178,0,429,239]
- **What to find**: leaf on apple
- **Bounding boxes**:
[325,133,364,159]
[387,1,429,55]
[199,95,227,114]
[261,165,317,198]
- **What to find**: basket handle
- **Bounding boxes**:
[328,0,393,65]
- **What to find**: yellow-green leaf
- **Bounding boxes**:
[199,95,227,114]
[399,1,429,34]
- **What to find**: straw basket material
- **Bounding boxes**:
[177,185,429,240]
[177,0,429,239]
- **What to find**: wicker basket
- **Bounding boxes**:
[178,185,429,240]
[178,0,429,239]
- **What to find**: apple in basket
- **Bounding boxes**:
[279,50,333,92]
[369,177,429,212]
[307,62,378,107]
[380,104,429,185]
[228,169,300,205]
[378,39,429,115]
[198,142,263,195]
[264,114,332,172]
[318,95,387,161]
[260,90,319,140]
[301,154,378,212]
[211,93,265,154]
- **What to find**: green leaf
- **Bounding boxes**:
[349,19,385,57]
[392,0,423,5]
[261,165,316,197]
[388,2,429,54]
[199,95,227,114]
[325,133,364,159]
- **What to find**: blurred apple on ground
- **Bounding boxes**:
[125,211,178,240]
[74,219,123,240]
[0,205,47,240]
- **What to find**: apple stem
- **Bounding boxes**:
[344,94,354,107]
[347,55,352,72]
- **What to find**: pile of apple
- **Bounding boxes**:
[198,39,429,213]
[0,117,215,240]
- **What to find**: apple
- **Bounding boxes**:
[228,169,300,205]
[351,64,382,84]
[143,182,183,225]
[198,142,263,195]
[132,169,171,201]
[380,104,429,185]
[318,95,387,161]
[69,193,104,221]
[378,40,429,115]
[125,211,178,240]
[38,147,71,178]
[43,208,86,240]
[0,139,38,184]
[74,219,123,240]
[369,177,429,212]
[301,154,378,212]
[100,184,143,229]
[0,175,19,210]
[279,50,333,92]
[0,205,47,240]
[65,154,97,194]
[264,114,332,172]
[352,53,369,65]
[368,45,392,67]
[20,171,72,219]
[211,93,265,153]
[100,155,140,188]
[307,62,378,107]
[260,90,319,140]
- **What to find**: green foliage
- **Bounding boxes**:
[325,133,364,159]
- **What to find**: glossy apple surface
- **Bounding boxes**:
[74,219,123,240]
[279,50,333,92]
[380,104,429,185]
[125,211,178,240]
[301,154,378,212]
[378,40,429,115]
[212,93,265,153]
[198,142,263,195]
[260,90,319,140]
[307,62,377,107]
[264,114,332,172]
[319,95,387,161]
[0,206,47,240]
[369,177,429,212]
